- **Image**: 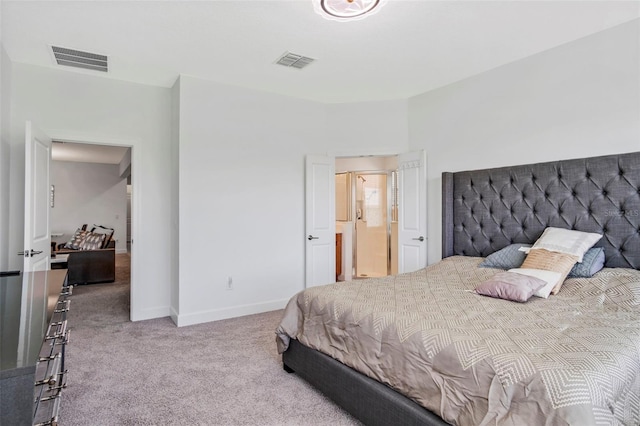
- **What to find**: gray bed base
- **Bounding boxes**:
[283,151,640,425]
[283,339,448,426]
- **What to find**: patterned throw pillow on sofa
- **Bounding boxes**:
[79,232,106,250]
[64,228,89,250]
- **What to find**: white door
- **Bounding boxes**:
[305,155,335,288]
[23,121,52,272]
[397,150,427,273]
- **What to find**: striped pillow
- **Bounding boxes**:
[521,248,579,295]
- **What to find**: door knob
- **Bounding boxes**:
[17,249,43,257]
[308,235,319,241]
[412,236,425,242]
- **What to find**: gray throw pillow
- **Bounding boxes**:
[479,244,531,270]
[475,271,546,303]
[568,247,605,278]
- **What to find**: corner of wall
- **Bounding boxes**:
[170,75,181,318]
[0,44,13,271]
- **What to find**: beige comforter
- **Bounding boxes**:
[276,256,640,425]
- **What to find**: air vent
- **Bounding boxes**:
[51,46,108,72]
[275,52,315,69]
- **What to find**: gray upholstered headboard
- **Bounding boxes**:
[442,151,640,269]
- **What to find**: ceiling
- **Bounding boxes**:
[2,1,639,103]
[52,142,129,165]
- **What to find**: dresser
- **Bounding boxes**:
[0,269,71,426]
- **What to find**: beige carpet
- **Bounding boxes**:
[60,253,359,425]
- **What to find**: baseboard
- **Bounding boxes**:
[169,306,179,326]
[130,305,171,322]
[115,248,128,254]
[175,299,288,327]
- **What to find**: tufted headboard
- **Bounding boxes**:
[442,152,640,269]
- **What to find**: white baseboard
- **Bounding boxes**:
[175,299,289,327]
[130,305,171,322]
[169,306,179,326]
[116,248,128,254]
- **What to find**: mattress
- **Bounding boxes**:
[276,256,640,425]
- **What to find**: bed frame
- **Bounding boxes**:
[283,151,640,425]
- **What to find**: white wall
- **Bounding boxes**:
[170,77,180,321]
[51,161,127,253]
[9,63,174,321]
[0,45,11,271]
[175,76,407,326]
[408,19,640,264]
[327,100,409,156]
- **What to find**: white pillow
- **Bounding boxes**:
[509,268,562,299]
[531,227,602,262]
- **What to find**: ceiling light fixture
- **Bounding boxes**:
[314,0,386,22]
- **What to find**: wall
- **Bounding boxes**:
[170,78,180,321]
[408,19,640,264]
[0,45,12,271]
[327,100,409,157]
[175,76,407,326]
[9,63,174,321]
[51,161,127,253]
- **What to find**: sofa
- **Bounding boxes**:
[56,225,116,285]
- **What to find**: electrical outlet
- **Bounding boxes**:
[227,276,233,290]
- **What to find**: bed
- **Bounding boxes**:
[276,151,640,425]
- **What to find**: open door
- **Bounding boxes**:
[22,121,52,272]
[305,155,335,288]
[397,150,427,273]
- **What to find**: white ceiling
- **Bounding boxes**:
[52,142,129,165]
[2,1,640,103]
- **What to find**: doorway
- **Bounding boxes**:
[50,141,132,315]
[335,156,398,281]
[305,150,426,288]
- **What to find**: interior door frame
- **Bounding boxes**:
[46,131,139,320]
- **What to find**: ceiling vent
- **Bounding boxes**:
[275,52,315,69]
[51,46,108,72]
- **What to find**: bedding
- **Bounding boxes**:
[520,248,579,294]
[277,256,640,425]
[568,247,606,278]
[474,271,545,302]
[481,244,606,279]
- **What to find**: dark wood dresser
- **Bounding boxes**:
[0,269,71,425]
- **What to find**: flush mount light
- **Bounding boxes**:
[314,0,386,21]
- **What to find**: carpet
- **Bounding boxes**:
[59,254,359,425]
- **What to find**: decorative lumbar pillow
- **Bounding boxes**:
[530,227,602,262]
[568,247,605,278]
[520,248,579,295]
[508,268,563,299]
[475,271,546,302]
[79,232,106,250]
[64,228,89,250]
[479,244,532,270]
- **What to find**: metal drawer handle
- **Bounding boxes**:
[46,320,67,341]
[36,354,62,387]
[54,300,70,313]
